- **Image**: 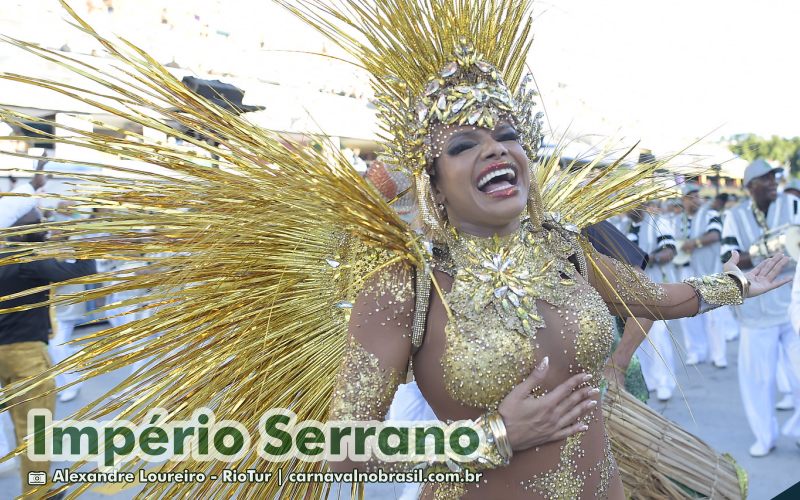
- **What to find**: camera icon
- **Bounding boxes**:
[27,471,46,485]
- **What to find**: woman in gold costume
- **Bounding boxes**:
[282,1,786,498]
[0,1,789,499]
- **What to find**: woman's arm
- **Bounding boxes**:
[587,250,701,319]
[588,248,791,321]
[326,264,414,473]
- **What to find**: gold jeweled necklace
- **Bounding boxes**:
[443,223,578,337]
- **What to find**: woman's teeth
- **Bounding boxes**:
[477,167,516,190]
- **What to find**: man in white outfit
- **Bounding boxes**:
[708,193,741,343]
[721,159,800,457]
[779,180,800,411]
[675,183,727,367]
[624,205,678,401]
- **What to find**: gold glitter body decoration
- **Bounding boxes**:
[439,224,615,409]
[420,222,617,499]
[329,337,403,421]
[593,250,667,304]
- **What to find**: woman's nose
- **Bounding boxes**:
[481,137,509,160]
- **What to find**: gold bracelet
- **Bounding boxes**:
[724,267,750,298]
[695,238,703,249]
[486,411,513,463]
[463,412,510,471]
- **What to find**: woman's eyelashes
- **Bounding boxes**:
[447,141,477,156]
[497,130,520,142]
[445,129,519,156]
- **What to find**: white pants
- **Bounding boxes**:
[714,306,740,341]
[636,320,676,392]
[777,350,792,394]
[738,322,800,449]
[49,318,84,390]
[387,381,437,421]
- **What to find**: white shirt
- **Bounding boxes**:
[675,204,724,276]
[722,194,798,328]
[0,184,37,228]
[624,214,677,284]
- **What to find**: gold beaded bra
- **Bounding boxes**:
[430,222,616,409]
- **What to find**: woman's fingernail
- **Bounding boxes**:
[583,374,593,382]
[538,356,549,371]
[579,424,589,431]
[589,388,600,395]
[588,400,598,407]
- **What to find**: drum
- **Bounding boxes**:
[748,224,800,263]
[672,240,692,266]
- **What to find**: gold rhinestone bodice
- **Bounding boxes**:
[436,225,615,409]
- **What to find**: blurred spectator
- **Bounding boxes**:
[0,154,48,228]
[784,179,800,199]
[711,193,730,212]
[0,209,95,494]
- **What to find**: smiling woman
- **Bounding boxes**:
[429,123,530,236]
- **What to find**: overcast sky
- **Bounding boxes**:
[530,0,800,151]
[4,0,798,156]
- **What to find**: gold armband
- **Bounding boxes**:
[683,273,744,315]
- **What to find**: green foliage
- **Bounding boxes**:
[728,134,800,176]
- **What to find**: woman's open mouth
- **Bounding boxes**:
[476,161,519,197]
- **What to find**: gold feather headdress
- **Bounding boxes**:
[279,0,546,235]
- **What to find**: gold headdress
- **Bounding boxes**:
[280,0,545,235]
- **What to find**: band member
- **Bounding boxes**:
[721,158,800,456]
[676,183,726,366]
[625,203,678,401]
[709,193,741,342]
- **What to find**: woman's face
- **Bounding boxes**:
[430,122,530,235]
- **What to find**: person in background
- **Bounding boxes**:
[676,183,726,367]
[48,201,91,403]
[721,158,800,457]
[783,178,800,200]
[0,209,95,495]
[623,202,679,401]
[705,193,740,343]
[711,193,729,213]
[780,179,800,412]
[0,153,48,228]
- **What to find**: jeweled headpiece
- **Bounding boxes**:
[378,37,544,175]
[281,0,544,233]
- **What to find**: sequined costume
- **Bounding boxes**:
[0,1,747,499]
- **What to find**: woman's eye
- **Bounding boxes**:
[447,142,476,155]
[498,131,520,142]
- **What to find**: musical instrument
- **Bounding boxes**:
[672,240,692,266]
[748,224,800,263]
